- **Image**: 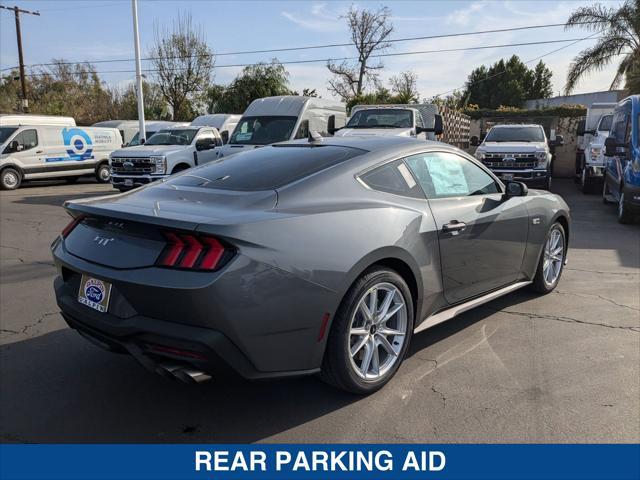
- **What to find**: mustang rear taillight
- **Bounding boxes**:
[157,231,231,271]
[61,214,85,238]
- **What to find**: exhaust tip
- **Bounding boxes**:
[173,368,212,384]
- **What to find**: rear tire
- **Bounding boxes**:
[1,167,22,190]
[530,222,566,294]
[580,167,594,194]
[617,190,634,224]
[321,267,414,394]
[95,163,111,183]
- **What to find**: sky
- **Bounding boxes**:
[0,0,626,101]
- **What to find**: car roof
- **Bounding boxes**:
[490,124,542,128]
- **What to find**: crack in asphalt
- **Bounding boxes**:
[0,311,59,337]
[564,267,640,276]
[431,385,446,407]
[554,290,640,312]
[498,309,640,333]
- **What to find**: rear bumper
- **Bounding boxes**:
[56,280,318,380]
[51,239,334,380]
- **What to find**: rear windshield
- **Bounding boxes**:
[166,145,366,191]
[485,126,545,142]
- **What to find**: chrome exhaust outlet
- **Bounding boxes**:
[155,363,183,380]
[173,368,212,384]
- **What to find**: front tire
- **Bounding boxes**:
[321,267,414,394]
[0,167,22,190]
[530,222,566,294]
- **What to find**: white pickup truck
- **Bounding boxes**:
[472,124,563,191]
[333,104,443,139]
[576,103,615,193]
[109,125,223,191]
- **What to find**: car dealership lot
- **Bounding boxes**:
[0,179,638,443]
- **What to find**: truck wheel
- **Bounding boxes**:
[1,167,22,190]
[580,167,593,194]
[95,163,111,183]
[618,190,634,224]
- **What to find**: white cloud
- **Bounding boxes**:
[281,2,344,32]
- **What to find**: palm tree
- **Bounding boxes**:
[564,1,640,93]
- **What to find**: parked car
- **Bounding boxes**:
[0,114,75,127]
[126,121,190,146]
[52,136,570,393]
[472,124,563,190]
[603,95,640,223]
[576,103,616,193]
[333,104,443,140]
[92,120,140,146]
[109,125,223,191]
[190,114,241,144]
[0,124,121,190]
[216,96,346,157]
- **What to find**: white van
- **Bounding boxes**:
[190,114,241,144]
[0,124,122,190]
[0,114,76,127]
[217,96,346,157]
[92,120,139,145]
[127,121,190,146]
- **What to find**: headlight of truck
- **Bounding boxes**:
[535,151,548,168]
[150,155,166,174]
[475,150,485,160]
[590,147,603,162]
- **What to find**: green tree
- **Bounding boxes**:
[110,81,170,120]
[150,12,213,120]
[206,61,290,113]
[564,1,640,93]
[389,71,419,104]
[462,55,554,109]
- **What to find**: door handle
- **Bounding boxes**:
[35,150,43,153]
[442,220,467,235]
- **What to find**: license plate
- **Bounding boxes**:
[502,173,514,181]
[124,179,133,187]
[78,275,112,313]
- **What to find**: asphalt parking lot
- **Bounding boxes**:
[0,178,638,443]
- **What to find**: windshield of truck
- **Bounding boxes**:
[598,115,613,132]
[0,127,18,145]
[230,116,297,145]
[485,126,545,142]
[128,131,158,146]
[145,129,198,146]
[347,109,413,128]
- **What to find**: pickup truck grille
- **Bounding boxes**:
[110,157,155,175]
[482,152,537,169]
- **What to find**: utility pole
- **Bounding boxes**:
[131,0,146,144]
[0,5,40,113]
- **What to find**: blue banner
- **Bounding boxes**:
[1,444,638,480]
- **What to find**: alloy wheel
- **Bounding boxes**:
[542,228,564,286]
[348,282,407,381]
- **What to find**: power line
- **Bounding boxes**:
[11,37,600,78]
[0,20,606,72]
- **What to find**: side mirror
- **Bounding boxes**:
[504,181,528,197]
[576,120,586,136]
[433,114,443,135]
[605,136,623,156]
[549,135,564,147]
[140,138,146,145]
[328,115,336,135]
[220,131,229,144]
[196,140,212,151]
[470,135,479,147]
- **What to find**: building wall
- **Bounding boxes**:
[524,90,625,110]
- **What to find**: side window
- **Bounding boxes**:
[294,120,309,139]
[13,129,38,152]
[405,151,500,199]
[359,159,424,199]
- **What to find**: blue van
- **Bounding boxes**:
[603,95,640,223]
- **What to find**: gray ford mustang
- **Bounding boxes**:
[52,136,570,393]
